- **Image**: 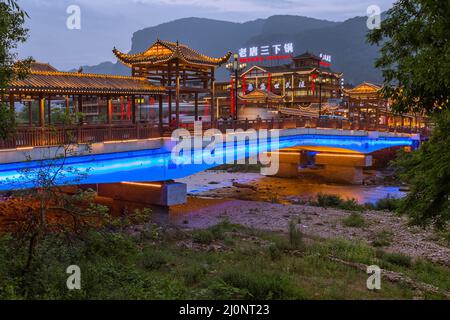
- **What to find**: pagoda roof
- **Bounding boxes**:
[8,68,165,96]
[113,39,232,67]
[242,64,342,77]
[344,82,382,95]
[293,52,322,60]
[30,62,59,72]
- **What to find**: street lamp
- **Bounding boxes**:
[226,53,247,120]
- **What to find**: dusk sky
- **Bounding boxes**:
[18,0,396,70]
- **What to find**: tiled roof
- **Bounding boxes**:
[344,82,382,95]
[9,69,165,95]
[30,62,59,72]
[113,39,232,67]
[293,52,322,60]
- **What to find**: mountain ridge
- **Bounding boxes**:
[76,15,381,85]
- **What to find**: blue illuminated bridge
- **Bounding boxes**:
[0,130,419,191]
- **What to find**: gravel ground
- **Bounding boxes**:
[171,171,450,265]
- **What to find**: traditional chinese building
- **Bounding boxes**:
[4,61,165,127]
[344,82,426,130]
[214,52,343,118]
[113,39,231,126]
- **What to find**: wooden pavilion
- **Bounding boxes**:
[113,39,231,126]
[4,62,165,126]
[344,82,425,130]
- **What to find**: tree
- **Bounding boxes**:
[367,0,450,228]
[367,0,450,114]
[395,111,450,229]
[0,112,111,267]
[0,0,31,139]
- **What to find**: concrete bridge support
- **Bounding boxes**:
[315,153,373,185]
[263,149,372,185]
[96,181,187,207]
[263,151,303,178]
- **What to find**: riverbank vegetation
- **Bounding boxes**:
[368,0,450,229]
[0,219,449,300]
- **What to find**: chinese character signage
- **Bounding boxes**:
[319,53,332,67]
[238,42,294,63]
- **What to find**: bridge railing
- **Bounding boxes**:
[0,118,428,150]
[0,124,161,150]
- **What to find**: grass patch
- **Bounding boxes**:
[342,212,366,228]
[372,197,402,211]
[314,193,364,211]
[376,250,412,268]
[1,221,449,300]
[371,230,394,247]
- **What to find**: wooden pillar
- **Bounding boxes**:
[65,96,70,115]
[168,64,172,125]
[194,92,199,121]
[9,93,15,124]
[28,101,32,126]
[47,96,52,124]
[78,95,83,124]
[211,68,216,125]
[158,94,163,128]
[107,96,113,124]
[38,95,45,127]
[175,61,180,127]
[131,95,136,124]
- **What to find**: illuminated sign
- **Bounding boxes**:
[238,42,294,63]
[319,53,332,67]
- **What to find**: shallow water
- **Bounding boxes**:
[177,171,405,205]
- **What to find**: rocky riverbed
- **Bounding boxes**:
[170,171,450,265]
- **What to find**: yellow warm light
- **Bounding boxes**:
[317,153,365,158]
[121,182,163,188]
[104,139,139,144]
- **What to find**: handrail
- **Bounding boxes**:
[0,118,429,150]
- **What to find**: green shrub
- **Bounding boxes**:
[288,220,304,250]
[141,249,168,270]
[181,265,207,286]
[192,221,241,245]
[317,193,343,208]
[375,197,402,211]
[372,230,394,247]
[192,230,216,244]
[316,193,364,211]
[268,244,282,261]
[377,250,412,268]
[342,213,366,228]
[219,269,292,299]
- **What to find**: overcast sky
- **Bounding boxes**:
[17,0,396,70]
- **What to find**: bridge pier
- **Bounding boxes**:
[263,149,372,185]
[96,181,187,207]
[272,152,302,178]
[315,153,373,185]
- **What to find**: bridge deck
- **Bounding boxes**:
[0,130,417,191]
[0,118,428,151]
